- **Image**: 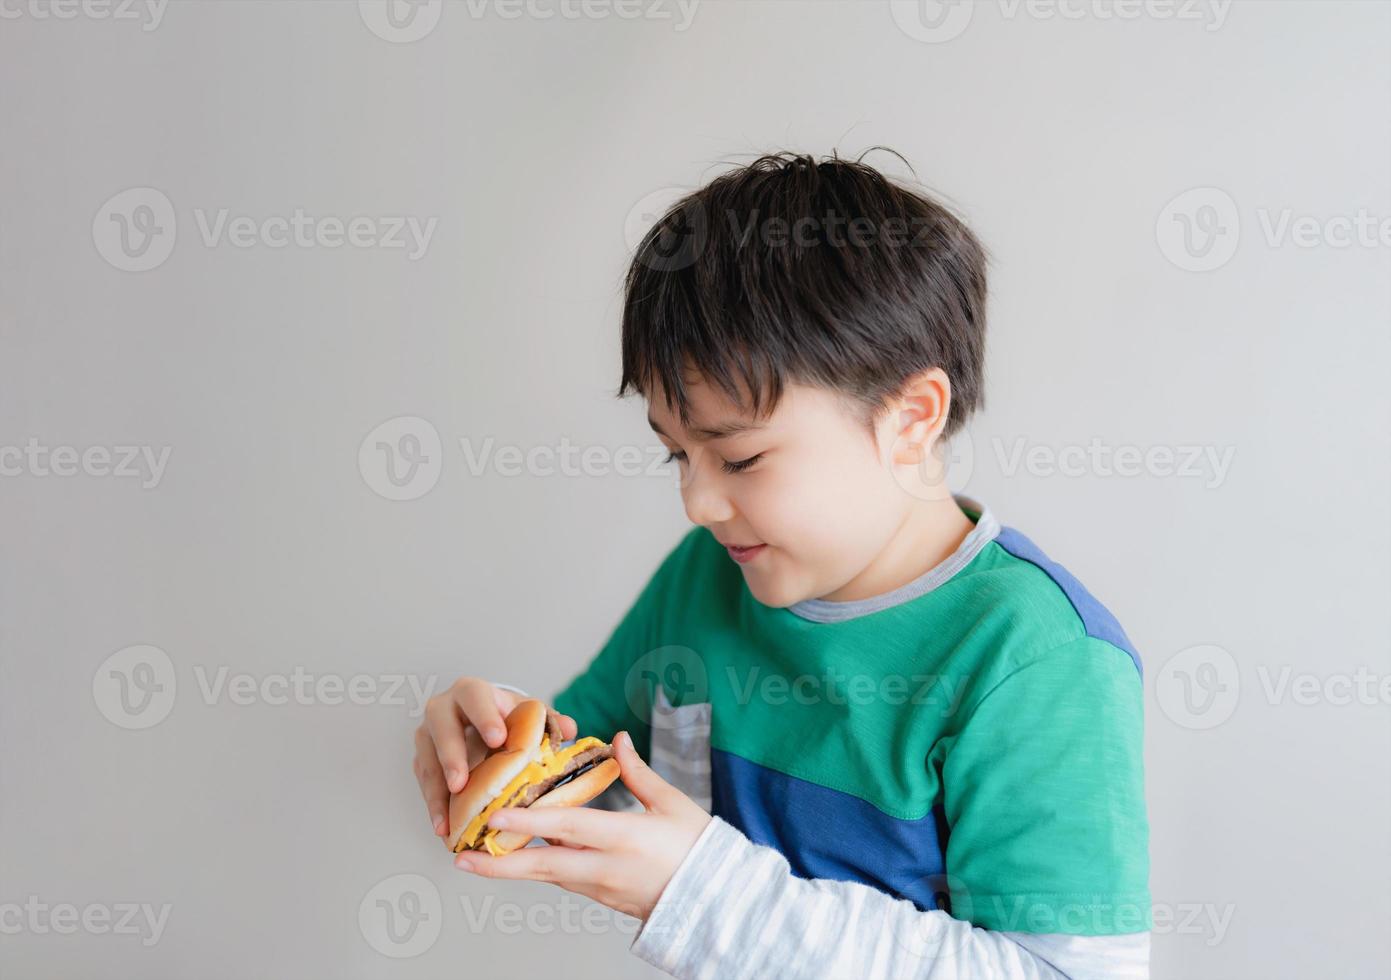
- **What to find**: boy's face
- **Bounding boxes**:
[647,373,943,607]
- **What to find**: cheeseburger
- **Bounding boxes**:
[448,698,619,856]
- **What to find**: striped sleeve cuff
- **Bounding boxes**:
[626,816,1095,980]
[627,815,914,980]
[628,815,762,977]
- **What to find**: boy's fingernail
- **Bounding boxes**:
[432,814,445,834]
[487,727,505,744]
[490,810,512,828]
[455,856,474,872]
[446,769,462,790]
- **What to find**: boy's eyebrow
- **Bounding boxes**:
[647,414,766,441]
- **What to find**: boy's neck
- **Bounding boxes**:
[816,495,976,604]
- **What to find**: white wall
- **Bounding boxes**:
[2,2,1387,977]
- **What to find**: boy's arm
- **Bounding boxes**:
[630,636,1151,980]
[630,816,1148,980]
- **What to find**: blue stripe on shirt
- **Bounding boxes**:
[710,746,950,912]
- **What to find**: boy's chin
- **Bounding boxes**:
[741,568,810,609]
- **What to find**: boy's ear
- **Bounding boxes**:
[886,368,953,464]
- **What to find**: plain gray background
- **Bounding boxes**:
[2,1,1388,977]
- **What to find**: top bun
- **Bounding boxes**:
[446,699,549,850]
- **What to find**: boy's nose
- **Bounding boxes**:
[681,461,735,527]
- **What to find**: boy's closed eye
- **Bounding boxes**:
[662,448,765,474]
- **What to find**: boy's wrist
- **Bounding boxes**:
[629,815,744,968]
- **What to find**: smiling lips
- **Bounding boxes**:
[726,543,767,564]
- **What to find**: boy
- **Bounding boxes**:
[412,151,1150,978]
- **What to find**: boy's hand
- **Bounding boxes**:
[412,677,578,840]
[454,730,711,923]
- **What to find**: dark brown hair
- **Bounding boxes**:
[618,149,988,437]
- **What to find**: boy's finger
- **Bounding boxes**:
[455,841,604,886]
[424,698,472,794]
[487,805,629,851]
[558,713,578,741]
[412,728,450,836]
[612,731,673,813]
[455,682,509,748]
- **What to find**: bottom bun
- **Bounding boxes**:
[488,758,621,854]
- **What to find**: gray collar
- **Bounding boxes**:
[785,495,1000,624]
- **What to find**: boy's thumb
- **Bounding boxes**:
[613,731,670,812]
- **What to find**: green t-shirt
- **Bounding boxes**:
[553,502,1151,935]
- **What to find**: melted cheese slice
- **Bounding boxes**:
[456,736,606,853]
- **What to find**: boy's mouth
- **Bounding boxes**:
[726,544,767,564]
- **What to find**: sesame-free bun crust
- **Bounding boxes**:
[488,758,621,854]
[446,699,549,851]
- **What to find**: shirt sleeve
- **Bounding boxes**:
[630,816,1150,980]
[940,635,1151,936]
